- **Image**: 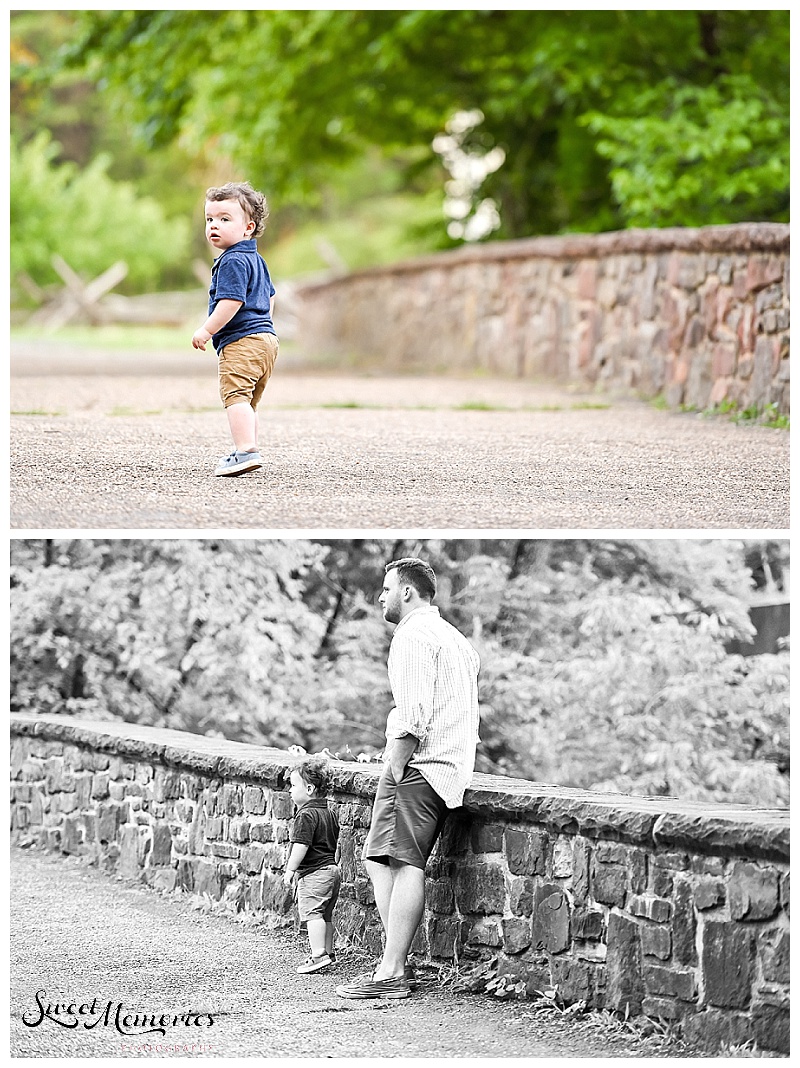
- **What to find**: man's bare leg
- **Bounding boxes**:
[372,862,425,982]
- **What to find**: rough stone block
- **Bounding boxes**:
[243,786,267,815]
[703,921,755,1009]
[684,1008,753,1052]
[752,1003,789,1054]
[220,784,244,816]
[652,867,673,897]
[642,925,671,960]
[606,914,644,1015]
[549,957,601,1004]
[629,850,647,894]
[466,917,503,948]
[150,820,173,866]
[759,929,789,985]
[642,996,695,1021]
[428,916,460,958]
[673,880,697,966]
[592,860,627,907]
[91,772,110,800]
[502,917,531,955]
[552,838,573,878]
[690,856,726,876]
[426,878,454,914]
[95,802,125,845]
[150,868,178,893]
[454,863,506,915]
[532,883,570,954]
[470,821,503,854]
[509,875,534,917]
[728,861,779,921]
[210,841,240,859]
[229,818,250,844]
[694,879,725,910]
[249,821,273,844]
[628,894,671,923]
[572,838,590,905]
[21,760,45,782]
[504,827,548,876]
[644,964,697,1002]
[271,793,294,820]
[572,908,604,942]
[118,824,142,878]
[194,860,222,899]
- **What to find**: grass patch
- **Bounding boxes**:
[12,324,191,351]
[108,407,163,417]
[11,408,63,416]
[701,399,789,429]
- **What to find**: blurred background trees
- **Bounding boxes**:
[10,9,789,297]
[11,538,789,809]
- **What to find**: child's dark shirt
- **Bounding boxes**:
[290,798,339,877]
[208,238,276,353]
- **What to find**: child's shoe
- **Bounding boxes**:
[297,953,333,974]
[214,450,262,476]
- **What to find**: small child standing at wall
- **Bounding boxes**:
[192,181,279,477]
[284,758,341,973]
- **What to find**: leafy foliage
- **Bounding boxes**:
[10,539,788,809]
[61,9,789,235]
[10,133,191,291]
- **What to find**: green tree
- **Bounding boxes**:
[64,9,789,236]
[10,133,192,293]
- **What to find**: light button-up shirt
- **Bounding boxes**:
[385,605,480,808]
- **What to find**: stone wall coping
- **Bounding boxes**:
[295,223,790,290]
[12,715,788,862]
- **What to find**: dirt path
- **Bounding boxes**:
[10,344,789,530]
[10,845,704,1059]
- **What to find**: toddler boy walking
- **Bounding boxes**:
[284,758,341,974]
[192,181,279,476]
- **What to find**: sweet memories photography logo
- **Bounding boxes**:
[23,990,215,1038]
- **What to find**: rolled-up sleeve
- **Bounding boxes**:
[386,632,436,742]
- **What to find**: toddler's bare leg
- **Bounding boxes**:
[306,916,328,958]
[225,401,258,453]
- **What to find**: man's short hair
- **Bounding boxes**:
[205,181,269,237]
[386,558,437,601]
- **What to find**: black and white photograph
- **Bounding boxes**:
[9,7,790,1062]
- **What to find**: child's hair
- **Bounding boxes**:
[293,757,331,795]
[205,181,269,237]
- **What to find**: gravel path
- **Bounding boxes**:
[11,845,703,1059]
[10,344,789,530]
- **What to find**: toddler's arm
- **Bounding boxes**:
[192,299,243,350]
[283,842,309,886]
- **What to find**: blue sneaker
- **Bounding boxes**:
[214,450,262,477]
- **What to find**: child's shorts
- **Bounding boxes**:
[218,332,279,409]
[297,863,341,922]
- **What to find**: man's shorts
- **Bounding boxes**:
[218,332,279,409]
[364,766,449,870]
[297,863,341,922]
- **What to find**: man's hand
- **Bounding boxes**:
[283,870,296,888]
[192,327,212,350]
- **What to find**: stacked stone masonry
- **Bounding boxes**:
[296,223,790,414]
[10,716,790,1054]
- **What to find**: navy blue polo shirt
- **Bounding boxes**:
[208,239,276,353]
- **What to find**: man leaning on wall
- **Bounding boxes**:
[336,557,481,1000]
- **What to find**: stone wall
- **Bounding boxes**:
[296,223,790,414]
[10,715,790,1054]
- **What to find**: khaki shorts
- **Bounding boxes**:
[218,332,279,409]
[297,863,341,922]
[364,766,449,870]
